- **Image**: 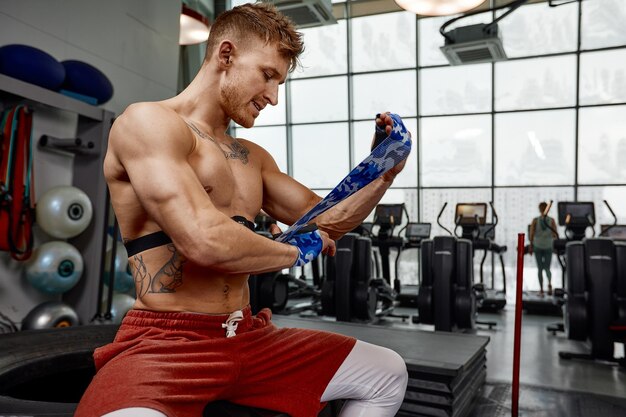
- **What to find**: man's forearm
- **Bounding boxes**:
[313,176,394,241]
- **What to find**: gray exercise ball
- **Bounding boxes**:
[36,185,93,239]
[101,293,135,324]
[21,301,80,330]
[105,242,134,293]
[25,241,84,294]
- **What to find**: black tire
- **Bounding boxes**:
[0,324,118,415]
[0,325,294,416]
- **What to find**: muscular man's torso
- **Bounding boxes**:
[104,103,267,314]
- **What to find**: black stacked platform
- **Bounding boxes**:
[274,316,490,417]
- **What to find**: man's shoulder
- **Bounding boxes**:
[119,101,178,124]
[109,102,191,152]
[112,102,187,138]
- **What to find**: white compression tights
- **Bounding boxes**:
[103,408,167,417]
[103,340,408,417]
[321,340,408,417]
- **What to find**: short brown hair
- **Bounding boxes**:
[205,2,304,72]
[539,202,548,212]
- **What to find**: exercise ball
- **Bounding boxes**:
[21,301,80,330]
[25,241,83,294]
[61,60,113,104]
[36,185,93,239]
[105,242,134,293]
[0,44,65,90]
[102,293,135,324]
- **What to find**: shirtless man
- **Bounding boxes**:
[75,3,410,417]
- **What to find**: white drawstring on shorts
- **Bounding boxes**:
[222,310,244,338]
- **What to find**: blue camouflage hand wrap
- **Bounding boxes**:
[276,113,411,243]
[287,229,323,267]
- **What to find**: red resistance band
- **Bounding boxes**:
[0,105,35,260]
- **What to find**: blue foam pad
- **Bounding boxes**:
[0,44,65,90]
[61,60,114,104]
[59,89,98,105]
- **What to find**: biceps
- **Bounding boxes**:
[262,171,321,225]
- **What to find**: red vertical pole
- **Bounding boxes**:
[512,233,525,417]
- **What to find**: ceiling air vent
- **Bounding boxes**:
[266,0,337,28]
[440,23,507,65]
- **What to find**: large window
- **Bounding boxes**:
[494,110,576,186]
[290,76,349,123]
[581,0,626,50]
[497,0,578,57]
[579,49,626,105]
[292,20,347,79]
[234,0,626,290]
[420,64,492,115]
[421,115,492,187]
[352,71,417,119]
[351,11,416,72]
[578,105,626,185]
[291,123,350,188]
[494,55,577,111]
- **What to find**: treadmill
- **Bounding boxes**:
[524,201,593,316]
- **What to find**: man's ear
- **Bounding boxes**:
[218,40,235,68]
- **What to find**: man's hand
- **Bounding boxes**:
[319,229,336,257]
[270,224,337,266]
[372,111,411,183]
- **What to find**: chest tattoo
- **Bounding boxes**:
[186,121,249,165]
[223,139,249,164]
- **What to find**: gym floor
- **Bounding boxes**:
[387,304,626,415]
[290,297,626,415]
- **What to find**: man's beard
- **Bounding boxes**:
[221,82,254,129]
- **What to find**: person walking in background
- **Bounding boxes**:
[529,202,558,296]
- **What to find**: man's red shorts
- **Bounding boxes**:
[75,306,356,417]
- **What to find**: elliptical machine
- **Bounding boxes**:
[552,200,626,367]
[453,202,507,312]
[416,203,479,332]
[395,222,432,307]
[321,229,401,323]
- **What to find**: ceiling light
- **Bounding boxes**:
[394,0,486,16]
[179,4,210,46]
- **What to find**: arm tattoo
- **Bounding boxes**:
[129,244,186,297]
[185,121,249,164]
